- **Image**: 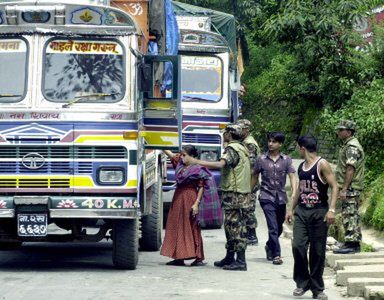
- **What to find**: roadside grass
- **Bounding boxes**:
[361,242,375,252]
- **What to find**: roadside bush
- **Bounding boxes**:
[361,242,375,252]
[318,79,384,182]
[242,51,312,151]
[363,173,384,230]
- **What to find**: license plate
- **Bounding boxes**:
[17,214,48,237]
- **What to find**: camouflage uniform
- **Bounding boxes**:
[336,120,365,244]
[221,191,250,252]
[237,119,260,233]
[220,125,251,252]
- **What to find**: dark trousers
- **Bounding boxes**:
[292,206,328,293]
[260,201,286,257]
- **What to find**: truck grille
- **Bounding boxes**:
[182,133,221,144]
[0,146,124,176]
[0,178,70,188]
[0,162,70,173]
[0,146,127,159]
[0,162,93,174]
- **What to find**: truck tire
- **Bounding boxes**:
[140,176,163,251]
[112,219,138,270]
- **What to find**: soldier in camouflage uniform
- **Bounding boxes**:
[333,120,365,254]
[237,119,260,245]
[188,124,251,271]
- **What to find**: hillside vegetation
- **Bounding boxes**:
[178,0,384,229]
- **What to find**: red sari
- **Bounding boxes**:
[160,155,205,261]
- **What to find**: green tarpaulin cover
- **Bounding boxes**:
[172,1,237,63]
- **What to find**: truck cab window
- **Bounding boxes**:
[0,38,28,103]
[181,55,222,102]
[43,38,125,103]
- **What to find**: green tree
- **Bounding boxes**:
[263,0,377,107]
[242,50,313,149]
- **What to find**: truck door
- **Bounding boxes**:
[140,55,181,151]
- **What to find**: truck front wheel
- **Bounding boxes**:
[112,219,139,270]
[140,175,163,251]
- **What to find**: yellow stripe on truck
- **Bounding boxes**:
[0,176,137,188]
[140,131,179,146]
[75,135,125,143]
[126,180,137,188]
[72,176,94,187]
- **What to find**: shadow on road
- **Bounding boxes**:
[0,241,122,271]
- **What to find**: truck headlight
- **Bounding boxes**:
[98,168,125,185]
[200,150,219,162]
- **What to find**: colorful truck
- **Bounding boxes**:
[163,3,241,226]
[0,0,182,269]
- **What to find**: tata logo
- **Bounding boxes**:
[21,153,45,170]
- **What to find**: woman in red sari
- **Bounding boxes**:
[161,145,209,266]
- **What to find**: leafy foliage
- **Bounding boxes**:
[242,48,313,150]
[177,0,384,230]
[319,79,384,181]
[363,173,384,230]
[361,242,375,252]
[263,0,379,107]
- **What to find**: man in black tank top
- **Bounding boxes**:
[286,135,338,300]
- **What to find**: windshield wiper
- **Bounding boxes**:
[182,96,215,102]
[0,94,22,98]
[62,92,119,108]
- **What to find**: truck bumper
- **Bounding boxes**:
[0,196,139,219]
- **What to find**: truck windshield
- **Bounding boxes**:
[43,38,125,103]
[181,55,222,102]
[0,38,28,103]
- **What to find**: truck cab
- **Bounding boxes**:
[178,28,231,186]
[162,7,241,227]
[0,0,182,269]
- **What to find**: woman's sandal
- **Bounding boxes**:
[272,256,283,265]
[166,259,185,266]
[190,259,207,267]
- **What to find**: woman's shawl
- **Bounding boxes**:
[175,160,223,227]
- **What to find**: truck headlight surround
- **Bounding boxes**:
[97,167,125,185]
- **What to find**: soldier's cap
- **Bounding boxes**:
[236,119,252,129]
[336,120,357,132]
[223,124,243,137]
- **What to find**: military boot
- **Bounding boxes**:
[222,250,247,271]
[214,250,235,268]
[246,228,258,245]
[333,242,360,254]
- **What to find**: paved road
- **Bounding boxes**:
[0,193,351,300]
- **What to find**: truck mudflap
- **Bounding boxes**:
[0,196,139,219]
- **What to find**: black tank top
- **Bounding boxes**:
[298,158,329,209]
